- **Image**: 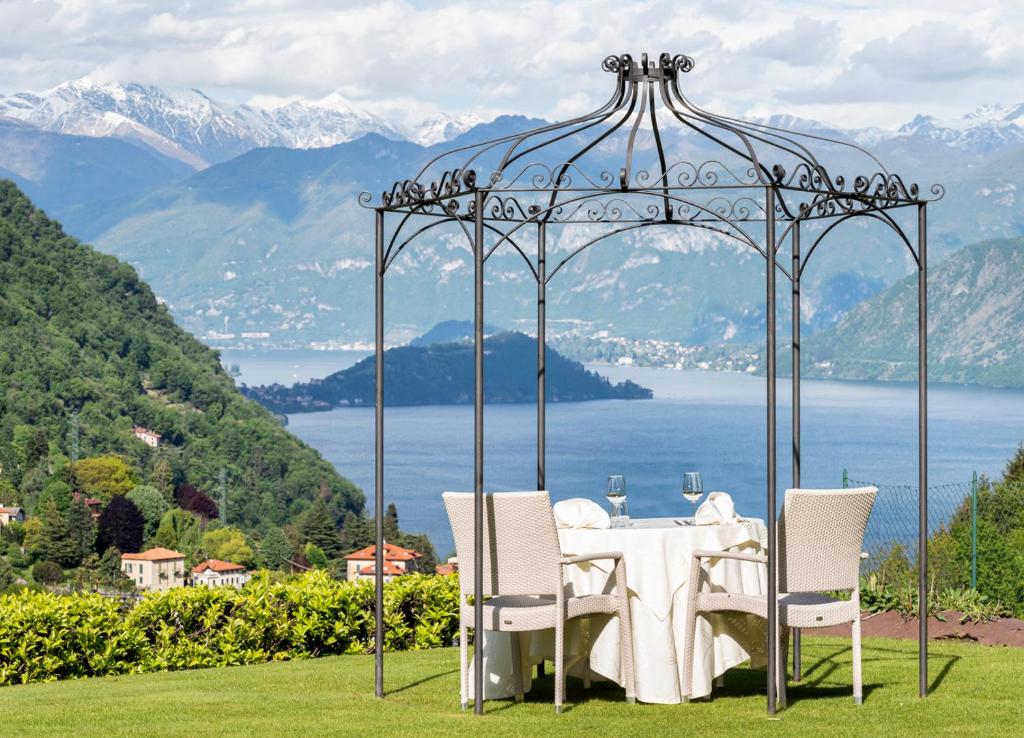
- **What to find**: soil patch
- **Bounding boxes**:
[813,610,1024,647]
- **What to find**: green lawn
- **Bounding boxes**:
[4,638,1022,737]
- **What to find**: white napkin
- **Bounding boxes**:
[553,498,611,529]
[695,491,739,525]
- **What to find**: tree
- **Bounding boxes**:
[127,485,168,540]
[0,556,14,591]
[384,502,400,540]
[31,497,78,568]
[258,527,293,571]
[150,456,174,501]
[32,560,63,585]
[1004,446,1024,485]
[39,479,73,511]
[97,496,144,554]
[200,527,254,566]
[66,497,96,565]
[72,456,141,502]
[174,484,219,521]
[341,511,374,552]
[303,543,328,570]
[154,508,201,555]
[299,498,341,558]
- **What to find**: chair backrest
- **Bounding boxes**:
[778,486,877,592]
[443,491,563,598]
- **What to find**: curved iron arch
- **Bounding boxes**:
[544,219,793,284]
[798,210,918,280]
[382,213,538,281]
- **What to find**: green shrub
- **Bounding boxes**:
[0,571,460,686]
[31,560,63,585]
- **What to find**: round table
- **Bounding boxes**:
[473,516,768,703]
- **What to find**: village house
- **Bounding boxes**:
[72,492,102,520]
[345,542,422,583]
[121,547,186,591]
[0,506,24,526]
[191,559,251,588]
[132,426,161,448]
[435,557,458,576]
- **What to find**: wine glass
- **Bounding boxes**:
[681,472,704,517]
[606,475,628,528]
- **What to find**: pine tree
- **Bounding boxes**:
[66,497,96,565]
[299,498,341,558]
[258,526,294,571]
[341,511,374,552]
[384,503,400,540]
[1003,445,1024,485]
[31,497,78,568]
[97,496,144,554]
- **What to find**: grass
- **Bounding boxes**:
[3,638,1022,737]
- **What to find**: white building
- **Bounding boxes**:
[0,506,25,526]
[121,548,186,591]
[191,559,251,588]
[133,426,161,448]
[345,542,422,583]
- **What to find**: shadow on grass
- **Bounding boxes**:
[389,668,460,695]
[471,642,962,712]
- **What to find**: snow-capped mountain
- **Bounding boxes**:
[403,113,484,146]
[896,104,1024,153]
[0,78,408,167]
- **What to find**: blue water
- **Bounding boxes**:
[276,363,1024,557]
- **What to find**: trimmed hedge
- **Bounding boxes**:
[0,571,459,686]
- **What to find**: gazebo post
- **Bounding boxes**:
[791,222,801,683]
[918,203,929,697]
[537,222,547,492]
[473,188,486,715]
[765,186,778,715]
[374,208,385,698]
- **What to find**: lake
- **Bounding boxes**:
[225,352,1024,558]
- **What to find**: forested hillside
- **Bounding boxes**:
[0,180,385,581]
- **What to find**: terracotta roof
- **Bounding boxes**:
[122,547,185,561]
[345,542,421,562]
[192,559,246,574]
[360,561,406,576]
[0,507,22,514]
[435,563,458,576]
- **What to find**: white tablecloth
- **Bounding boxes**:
[473,517,768,703]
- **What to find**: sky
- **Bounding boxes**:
[2,0,1023,129]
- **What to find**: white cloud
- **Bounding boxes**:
[0,1,1023,128]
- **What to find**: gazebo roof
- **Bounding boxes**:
[366,52,942,222]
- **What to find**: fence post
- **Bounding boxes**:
[971,471,978,589]
[842,468,848,489]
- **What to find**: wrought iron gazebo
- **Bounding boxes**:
[362,52,943,715]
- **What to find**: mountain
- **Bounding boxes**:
[0,179,363,528]
[7,82,1024,365]
[897,105,1024,153]
[409,320,504,346]
[0,118,193,237]
[0,78,457,168]
[243,330,653,412]
[802,237,1024,387]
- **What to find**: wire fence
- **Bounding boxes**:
[845,470,980,585]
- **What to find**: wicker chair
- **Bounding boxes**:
[681,486,877,707]
[443,491,636,714]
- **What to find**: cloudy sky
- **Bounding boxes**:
[2,0,1023,129]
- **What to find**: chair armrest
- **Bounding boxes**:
[561,551,623,565]
[692,549,767,564]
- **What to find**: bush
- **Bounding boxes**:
[0,571,460,686]
[31,560,63,585]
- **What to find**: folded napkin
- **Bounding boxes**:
[695,491,739,525]
[553,498,611,529]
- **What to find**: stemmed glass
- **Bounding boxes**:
[681,472,704,517]
[606,475,628,528]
